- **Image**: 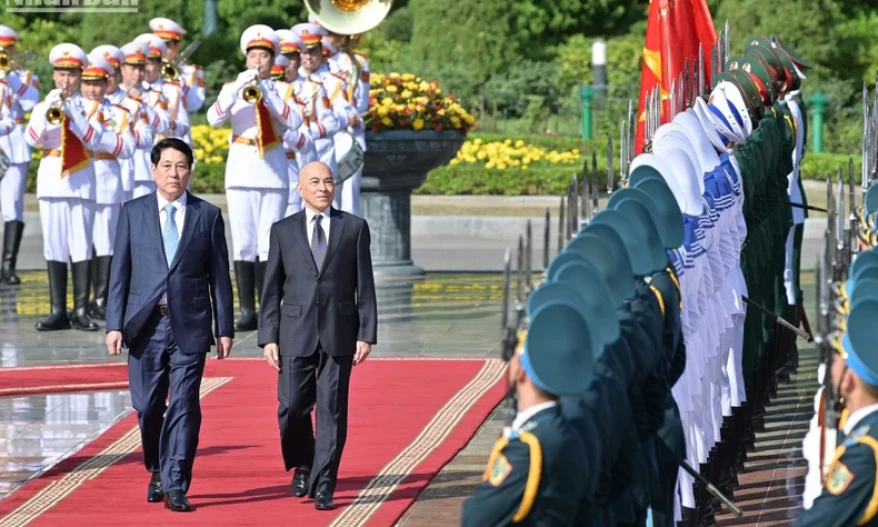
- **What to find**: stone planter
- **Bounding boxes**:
[361,130,466,277]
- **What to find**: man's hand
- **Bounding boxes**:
[264,343,280,371]
[106,331,123,355]
[217,337,233,359]
[348,114,361,127]
[354,341,372,366]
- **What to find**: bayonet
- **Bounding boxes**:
[608,132,615,197]
[620,120,628,188]
[591,150,599,215]
[580,163,590,225]
[627,100,636,160]
[516,235,524,305]
[698,43,705,98]
[570,174,579,238]
[711,40,719,81]
[670,79,677,119]
[724,20,730,69]
[557,196,565,253]
[683,58,691,107]
[837,167,846,264]
[864,82,870,192]
[525,220,532,292]
[543,208,550,269]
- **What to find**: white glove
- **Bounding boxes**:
[45,89,63,105]
[235,69,259,92]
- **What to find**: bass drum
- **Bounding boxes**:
[333,131,364,184]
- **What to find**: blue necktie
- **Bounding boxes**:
[311,214,327,269]
[163,203,179,267]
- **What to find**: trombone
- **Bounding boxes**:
[161,39,201,83]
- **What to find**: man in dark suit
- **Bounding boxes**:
[105,138,235,513]
[258,161,377,511]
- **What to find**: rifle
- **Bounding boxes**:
[817,183,840,481]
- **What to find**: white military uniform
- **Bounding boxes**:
[125,39,170,199]
[114,42,160,202]
[328,48,369,215]
[0,26,40,227]
[134,33,190,145]
[150,17,205,115]
[292,23,352,193]
[273,33,317,217]
[206,25,303,262]
[81,63,136,258]
[783,94,806,306]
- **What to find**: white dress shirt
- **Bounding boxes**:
[156,191,187,306]
[843,403,878,437]
[511,400,558,432]
[305,205,330,246]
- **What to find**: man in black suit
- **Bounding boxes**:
[258,161,377,511]
[105,138,235,513]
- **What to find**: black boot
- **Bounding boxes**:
[255,260,267,308]
[70,260,99,331]
[1,220,24,285]
[234,261,257,331]
[35,261,70,331]
[90,256,112,320]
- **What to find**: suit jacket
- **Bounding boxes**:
[257,207,377,357]
[106,191,235,353]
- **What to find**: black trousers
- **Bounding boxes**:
[277,346,353,496]
[128,310,206,493]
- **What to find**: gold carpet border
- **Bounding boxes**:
[0,376,233,527]
[328,358,505,527]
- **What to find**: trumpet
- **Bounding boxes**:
[0,50,11,74]
[242,78,261,104]
[46,94,70,125]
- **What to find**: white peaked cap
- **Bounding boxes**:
[652,127,705,196]
[672,110,722,173]
[659,148,704,217]
[240,25,280,56]
[629,153,688,215]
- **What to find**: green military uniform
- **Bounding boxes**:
[795,296,878,526]
[462,405,591,527]
[462,300,599,526]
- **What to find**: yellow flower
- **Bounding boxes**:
[413,119,425,130]
[376,106,390,117]
[401,89,413,99]
[381,116,392,126]
[386,85,398,93]
[381,97,394,107]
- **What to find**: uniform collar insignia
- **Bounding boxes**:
[844,424,871,447]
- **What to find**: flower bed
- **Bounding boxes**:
[365,73,475,133]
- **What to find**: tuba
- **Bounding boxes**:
[304,0,392,88]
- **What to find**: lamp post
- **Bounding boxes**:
[592,39,607,98]
[810,91,828,153]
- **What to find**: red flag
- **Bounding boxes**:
[635,0,717,155]
[60,119,91,178]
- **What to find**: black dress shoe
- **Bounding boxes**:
[164,490,192,512]
[314,491,335,510]
[147,473,163,503]
[291,467,310,498]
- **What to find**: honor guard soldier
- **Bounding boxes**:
[292,23,349,184]
[134,33,189,146]
[322,22,369,215]
[206,25,303,331]
[25,44,105,331]
[461,301,594,526]
[151,17,205,115]
[794,298,878,527]
[118,41,161,202]
[82,51,136,320]
[275,30,318,216]
[0,25,40,285]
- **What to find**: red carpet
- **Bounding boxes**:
[0,362,129,396]
[0,358,505,527]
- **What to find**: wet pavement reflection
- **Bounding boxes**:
[0,271,508,500]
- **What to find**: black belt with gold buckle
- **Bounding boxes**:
[157,305,169,316]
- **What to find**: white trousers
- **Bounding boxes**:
[335,133,364,215]
[133,181,156,199]
[226,188,286,261]
[38,198,96,263]
[784,227,796,305]
[1,162,28,222]
[93,203,121,257]
[286,161,303,217]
